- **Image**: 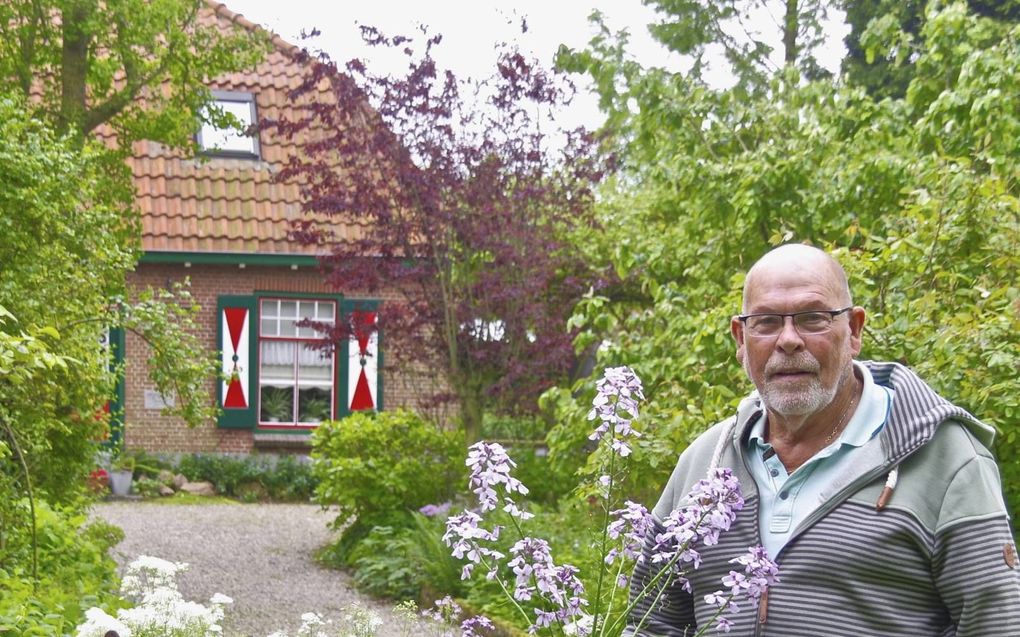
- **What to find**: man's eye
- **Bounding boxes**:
[797,313,830,328]
[751,316,783,331]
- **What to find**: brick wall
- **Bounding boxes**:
[123,262,437,454]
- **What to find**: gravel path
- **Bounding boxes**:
[93,502,418,637]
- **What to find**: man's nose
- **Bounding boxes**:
[775,316,805,353]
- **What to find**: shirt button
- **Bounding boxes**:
[779,491,789,500]
[769,468,779,477]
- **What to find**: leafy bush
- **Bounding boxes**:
[175,453,317,501]
[480,413,550,441]
[0,500,123,634]
[311,410,464,549]
[347,512,465,601]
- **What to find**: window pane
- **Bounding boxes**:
[260,318,277,337]
[316,303,335,321]
[298,346,332,383]
[200,100,256,154]
[262,299,279,318]
[260,341,295,381]
[280,301,297,318]
[279,320,297,337]
[298,386,332,423]
[260,385,294,422]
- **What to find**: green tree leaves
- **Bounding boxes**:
[552,2,1019,516]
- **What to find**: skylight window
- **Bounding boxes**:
[198,90,260,158]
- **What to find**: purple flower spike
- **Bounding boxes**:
[419,501,452,517]
[606,500,655,564]
[587,366,644,457]
[461,615,495,637]
[443,510,506,579]
[422,595,462,623]
[467,441,529,513]
[705,544,779,631]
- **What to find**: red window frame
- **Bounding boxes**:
[256,297,338,429]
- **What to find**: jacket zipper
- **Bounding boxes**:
[733,424,898,637]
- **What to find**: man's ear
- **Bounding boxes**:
[731,316,746,364]
[848,306,866,356]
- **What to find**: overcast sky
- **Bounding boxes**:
[227,0,849,132]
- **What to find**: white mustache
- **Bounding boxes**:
[765,353,820,377]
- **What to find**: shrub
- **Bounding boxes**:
[347,512,465,601]
[0,500,123,634]
[311,410,464,545]
[175,453,317,501]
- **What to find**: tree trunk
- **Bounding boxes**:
[783,0,800,66]
[460,387,484,448]
[59,0,92,141]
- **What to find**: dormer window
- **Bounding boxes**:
[198,90,260,158]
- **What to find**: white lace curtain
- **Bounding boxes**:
[260,341,331,384]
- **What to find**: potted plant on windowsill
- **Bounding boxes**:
[300,395,331,423]
[261,387,292,423]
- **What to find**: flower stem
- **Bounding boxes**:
[590,439,618,637]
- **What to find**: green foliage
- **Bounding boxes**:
[844,0,1019,99]
[0,501,123,634]
[0,0,270,147]
[117,282,220,428]
[555,2,1020,515]
[640,0,835,89]
[479,414,575,505]
[312,410,465,536]
[347,513,464,601]
[175,453,318,501]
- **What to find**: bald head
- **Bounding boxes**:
[742,244,852,313]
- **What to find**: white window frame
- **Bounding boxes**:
[198,90,261,158]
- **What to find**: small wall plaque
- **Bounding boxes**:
[144,389,176,410]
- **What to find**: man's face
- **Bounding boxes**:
[731,265,864,419]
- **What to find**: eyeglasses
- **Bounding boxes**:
[737,307,852,338]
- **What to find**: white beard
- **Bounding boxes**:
[745,351,838,417]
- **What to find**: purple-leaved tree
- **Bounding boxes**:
[267,25,611,442]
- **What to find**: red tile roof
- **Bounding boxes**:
[132,1,347,256]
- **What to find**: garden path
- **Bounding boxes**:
[94,501,419,637]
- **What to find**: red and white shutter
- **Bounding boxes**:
[347,310,379,411]
[222,307,250,409]
[217,296,258,428]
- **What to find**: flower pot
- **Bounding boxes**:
[109,469,133,496]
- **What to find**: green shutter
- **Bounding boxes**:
[106,327,126,449]
[217,295,259,429]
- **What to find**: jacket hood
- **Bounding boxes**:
[731,360,992,461]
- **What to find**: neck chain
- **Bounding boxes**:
[823,387,859,445]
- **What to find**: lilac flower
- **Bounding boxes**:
[506,537,588,632]
[507,537,554,600]
[726,545,779,603]
[587,366,644,457]
[606,500,655,565]
[422,595,462,623]
[705,545,779,631]
[649,468,745,592]
[419,502,453,517]
[443,510,505,579]
[466,441,529,513]
[460,615,495,637]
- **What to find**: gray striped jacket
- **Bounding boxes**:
[629,361,1020,636]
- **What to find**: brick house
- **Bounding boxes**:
[118,2,412,454]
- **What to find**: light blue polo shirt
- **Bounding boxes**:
[747,361,894,559]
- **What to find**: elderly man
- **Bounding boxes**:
[630,244,1020,635]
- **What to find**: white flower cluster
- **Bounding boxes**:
[266,605,384,637]
[75,555,232,637]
